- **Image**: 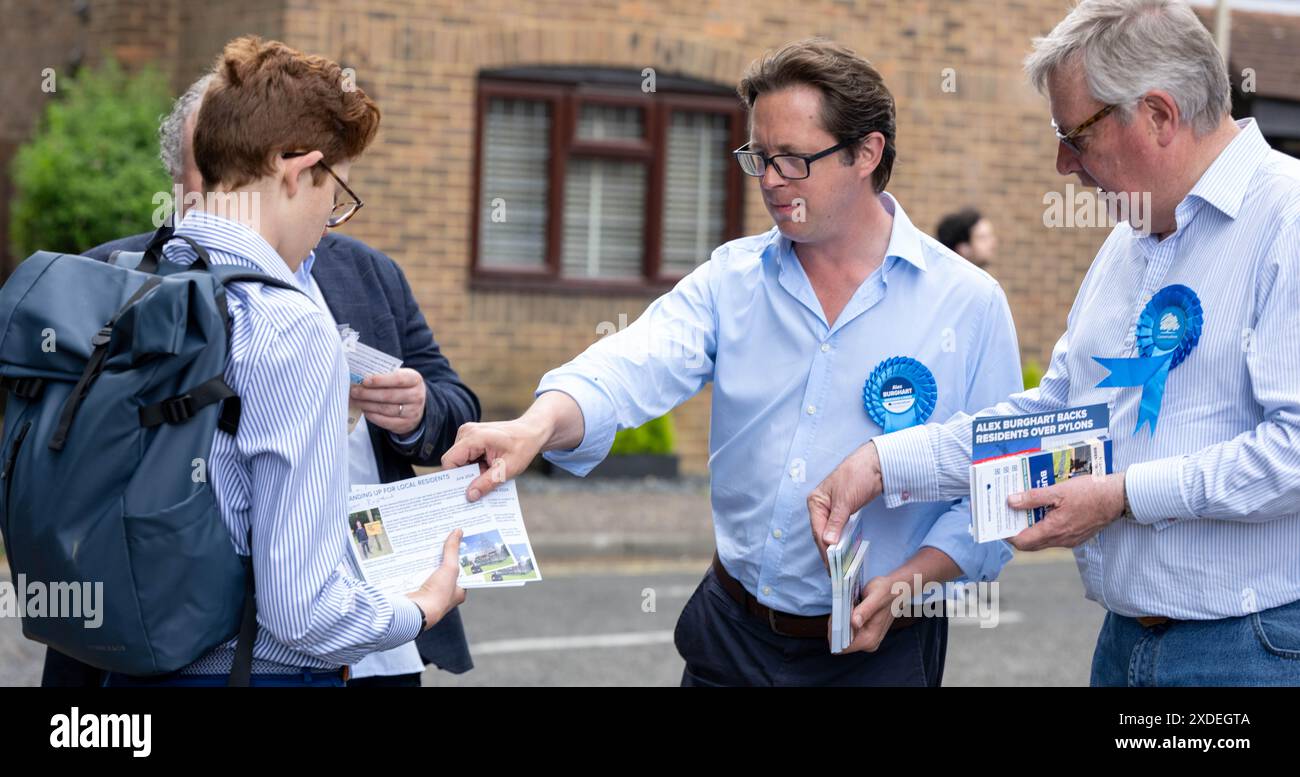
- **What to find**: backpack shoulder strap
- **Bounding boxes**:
[206,265,304,294]
[107,250,146,270]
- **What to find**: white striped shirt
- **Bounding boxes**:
[162,211,422,674]
[874,118,1300,620]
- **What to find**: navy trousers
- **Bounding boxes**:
[674,567,948,687]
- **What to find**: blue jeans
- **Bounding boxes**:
[674,567,947,686]
[103,668,346,687]
[1091,597,1300,686]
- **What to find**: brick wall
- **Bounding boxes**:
[284,0,1112,474]
[5,0,1124,475]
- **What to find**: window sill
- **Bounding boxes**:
[469,274,679,296]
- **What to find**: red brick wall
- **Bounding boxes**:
[5,0,1124,474]
[284,0,1111,474]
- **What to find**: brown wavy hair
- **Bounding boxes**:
[738,38,897,193]
[194,35,380,190]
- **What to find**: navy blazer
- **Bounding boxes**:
[41,226,478,685]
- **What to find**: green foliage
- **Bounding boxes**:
[609,413,676,456]
[10,58,173,258]
[1023,359,1044,391]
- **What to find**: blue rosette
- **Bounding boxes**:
[863,357,937,433]
[1093,284,1203,435]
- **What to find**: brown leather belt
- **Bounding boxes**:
[711,554,918,640]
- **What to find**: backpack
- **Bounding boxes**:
[0,234,301,684]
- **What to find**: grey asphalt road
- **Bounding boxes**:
[0,551,1104,687]
[422,550,1104,687]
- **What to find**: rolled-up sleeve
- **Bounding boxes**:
[920,499,1011,582]
[538,260,719,477]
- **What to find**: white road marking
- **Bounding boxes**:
[470,630,676,655]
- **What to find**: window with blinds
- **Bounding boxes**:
[473,72,743,289]
[662,112,730,276]
[562,105,646,279]
[478,98,551,270]
[562,158,646,279]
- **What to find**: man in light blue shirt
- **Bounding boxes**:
[812,0,1300,686]
[443,39,1023,686]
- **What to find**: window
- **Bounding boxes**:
[472,69,746,291]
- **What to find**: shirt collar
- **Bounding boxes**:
[878,191,928,272]
[761,191,929,272]
[294,249,318,290]
[1183,117,1271,221]
[166,209,300,287]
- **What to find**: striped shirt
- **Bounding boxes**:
[161,211,422,674]
[294,253,425,679]
[874,118,1300,620]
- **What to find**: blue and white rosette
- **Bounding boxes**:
[863,357,937,433]
[1093,284,1203,435]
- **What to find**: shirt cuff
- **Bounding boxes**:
[535,379,617,477]
[873,425,942,508]
[390,424,424,447]
[921,513,1012,583]
[1124,456,1195,530]
[374,597,425,652]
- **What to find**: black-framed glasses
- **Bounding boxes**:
[733,136,864,180]
[282,151,364,227]
[1053,103,1117,156]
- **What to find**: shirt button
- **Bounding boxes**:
[762,586,772,596]
[820,343,831,353]
[773,528,783,539]
[806,405,816,415]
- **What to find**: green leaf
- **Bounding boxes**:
[609,413,676,456]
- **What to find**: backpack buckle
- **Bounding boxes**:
[160,394,196,425]
[90,326,113,348]
[2,377,44,400]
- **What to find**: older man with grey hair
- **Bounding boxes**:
[158,73,212,197]
[811,0,1300,686]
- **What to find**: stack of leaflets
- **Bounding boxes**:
[346,464,543,593]
[968,404,1114,543]
[828,511,869,654]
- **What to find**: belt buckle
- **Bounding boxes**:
[767,609,796,638]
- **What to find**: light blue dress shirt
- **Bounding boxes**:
[538,193,1023,615]
[874,119,1300,620]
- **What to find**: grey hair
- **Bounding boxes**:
[1024,0,1231,136]
[158,73,214,180]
